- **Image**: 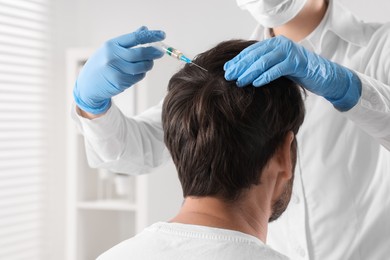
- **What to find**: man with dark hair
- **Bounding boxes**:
[97,40,305,260]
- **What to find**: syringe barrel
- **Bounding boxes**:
[145,42,207,71]
[154,42,191,63]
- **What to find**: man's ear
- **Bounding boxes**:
[275,131,295,180]
[267,131,295,202]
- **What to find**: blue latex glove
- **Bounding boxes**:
[73,26,165,114]
[224,36,362,111]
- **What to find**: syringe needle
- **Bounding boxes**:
[190,62,208,72]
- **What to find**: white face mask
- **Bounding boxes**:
[236,0,308,28]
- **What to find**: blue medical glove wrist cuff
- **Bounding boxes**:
[326,72,362,112]
[73,93,111,115]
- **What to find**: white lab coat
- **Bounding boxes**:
[72,0,390,259]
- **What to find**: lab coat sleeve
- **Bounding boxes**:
[71,100,171,175]
[343,71,390,150]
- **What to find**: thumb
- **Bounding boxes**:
[113,27,166,48]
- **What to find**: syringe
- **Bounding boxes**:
[153,42,208,72]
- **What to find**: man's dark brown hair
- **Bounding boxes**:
[162,40,305,202]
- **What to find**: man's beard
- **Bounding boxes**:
[269,138,297,223]
[268,173,294,222]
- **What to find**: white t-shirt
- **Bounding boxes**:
[97,222,289,260]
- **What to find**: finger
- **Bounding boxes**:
[112,59,155,75]
[252,63,288,87]
[224,49,263,81]
[224,42,281,81]
[224,38,279,70]
[112,27,166,48]
[103,70,146,94]
[224,41,264,70]
[116,73,146,92]
[235,50,286,86]
[112,46,164,62]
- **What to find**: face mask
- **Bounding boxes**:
[236,0,308,28]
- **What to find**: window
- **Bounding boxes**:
[0,0,50,259]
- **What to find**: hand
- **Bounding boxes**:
[224,36,362,111]
[73,26,165,114]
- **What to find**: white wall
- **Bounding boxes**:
[48,0,390,259]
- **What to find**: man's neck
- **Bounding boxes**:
[272,0,328,42]
[170,196,270,243]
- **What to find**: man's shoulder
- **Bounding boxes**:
[97,222,290,260]
[230,241,290,260]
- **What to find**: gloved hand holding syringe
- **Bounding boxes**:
[73,27,208,116]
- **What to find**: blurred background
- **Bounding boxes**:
[0,0,388,259]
